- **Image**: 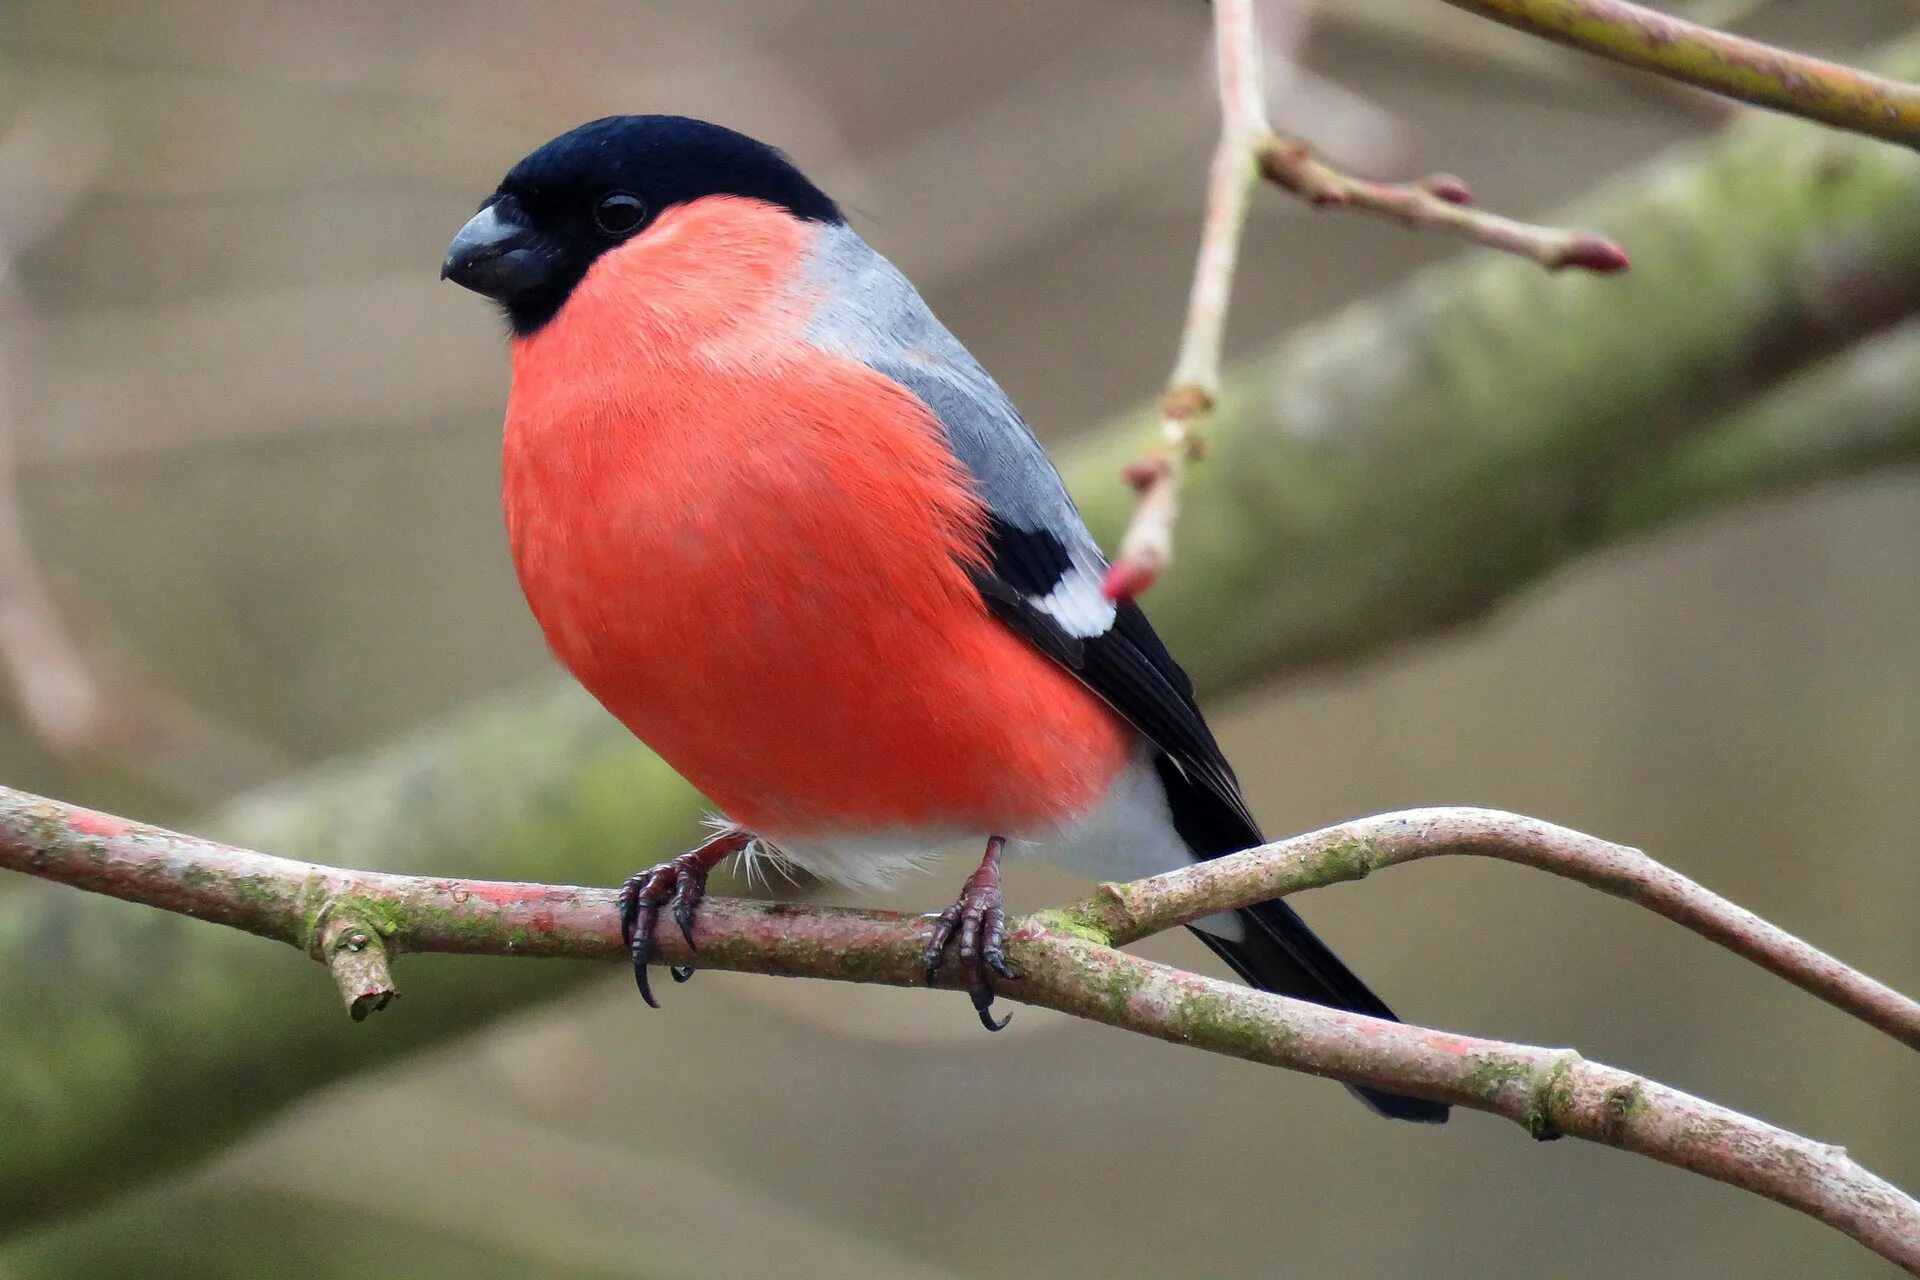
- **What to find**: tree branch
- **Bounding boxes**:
[1073,807,1920,1051]
[1605,317,1920,539]
[1103,0,1266,603]
[1104,0,1629,603]
[1119,0,1920,605]
[1071,36,1920,693]
[2,784,1916,1271]
[9,49,1920,1230]
[1439,0,1920,145]
[1254,138,1630,272]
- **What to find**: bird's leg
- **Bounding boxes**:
[618,828,753,1008]
[923,835,1016,1031]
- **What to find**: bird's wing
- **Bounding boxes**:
[800,229,1450,1121]
[800,224,1256,836]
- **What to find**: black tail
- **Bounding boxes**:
[1153,755,1449,1124]
[1191,902,1450,1122]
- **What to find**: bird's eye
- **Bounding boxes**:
[593,192,647,236]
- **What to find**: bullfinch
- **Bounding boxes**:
[442,115,1446,1123]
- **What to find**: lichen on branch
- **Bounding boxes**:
[1440,0,1920,145]
[7,36,1920,1240]
[3,783,1918,1271]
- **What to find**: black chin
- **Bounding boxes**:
[499,281,580,337]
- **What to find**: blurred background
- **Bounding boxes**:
[2,1,1918,1277]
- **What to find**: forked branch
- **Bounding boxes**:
[1104,0,1627,603]
[1113,0,1920,606]
[1,784,1916,1271]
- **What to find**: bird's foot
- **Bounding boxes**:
[618,829,752,1007]
[923,835,1015,1031]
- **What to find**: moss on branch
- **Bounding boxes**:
[3,784,1918,1270]
[7,40,1920,1234]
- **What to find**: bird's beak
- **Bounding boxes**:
[441,202,549,300]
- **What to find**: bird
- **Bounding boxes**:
[442,114,1447,1123]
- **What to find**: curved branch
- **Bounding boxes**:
[3,785,1917,1272]
[1439,0,1920,145]
[1071,807,1920,1051]
[10,48,1920,1231]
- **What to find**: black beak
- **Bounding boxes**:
[441,203,549,300]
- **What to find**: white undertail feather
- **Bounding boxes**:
[699,814,795,893]
[726,748,1246,941]
[749,825,962,893]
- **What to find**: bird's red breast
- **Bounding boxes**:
[502,196,1131,838]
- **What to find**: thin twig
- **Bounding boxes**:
[1256,138,1631,271]
[1104,0,1267,604]
[1105,0,1628,603]
[1439,0,1920,145]
[2,784,1917,1270]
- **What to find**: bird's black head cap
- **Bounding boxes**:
[442,115,842,336]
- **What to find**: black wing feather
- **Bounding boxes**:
[971,517,1250,831]
[842,264,1446,1121]
[976,521,1449,1123]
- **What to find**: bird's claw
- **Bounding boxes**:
[618,849,718,1007]
[923,846,1015,1031]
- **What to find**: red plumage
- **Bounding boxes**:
[503,197,1131,838]
[450,115,1445,1114]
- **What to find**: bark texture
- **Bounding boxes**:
[5,45,1920,1232]
[5,785,1918,1271]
